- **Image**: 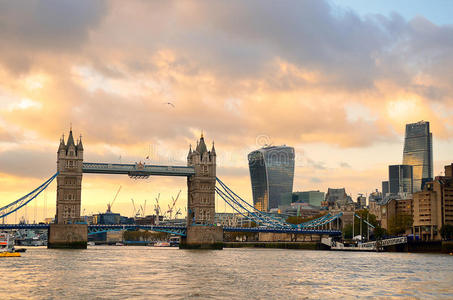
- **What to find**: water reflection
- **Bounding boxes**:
[2,247,453,299]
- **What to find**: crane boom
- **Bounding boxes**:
[167,190,181,219]
[131,198,137,217]
[107,185,122,213]
[111,186,122,207]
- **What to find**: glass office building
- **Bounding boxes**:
[388,165,413,195]
[382,181,389,196]
[403,121,433,192]
[248,146,295,211]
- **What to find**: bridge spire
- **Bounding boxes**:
[196,133,207,154]
[66,128,75,148]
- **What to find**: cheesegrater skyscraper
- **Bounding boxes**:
[402,121,433,192]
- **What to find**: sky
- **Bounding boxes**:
[0,0,453,222]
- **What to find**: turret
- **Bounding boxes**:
[77,135,84,152]
[58,135,66,156]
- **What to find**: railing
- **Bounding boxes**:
[361,236,407,248]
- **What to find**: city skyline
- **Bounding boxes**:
[1,1,453,222]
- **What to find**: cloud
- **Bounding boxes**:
[340,162,352,168]
[0,0,108,73]
[0,0,453,215]
[0,126,16,142]
[0,148,55,178]
[310,177,322,183]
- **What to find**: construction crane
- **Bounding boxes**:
[139,199,147,218]
[131,198,140,218]
[154,193,161,225]
[167,190,181,220]
[107,186,122,213]
[174,208,182,218]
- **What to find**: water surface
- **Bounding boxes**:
[2,246,453,299]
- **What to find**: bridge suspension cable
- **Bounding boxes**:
[215,177,343,230]
[0,172,58,220]
[215,177,293,228]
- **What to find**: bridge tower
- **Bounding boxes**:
[49,128,87,248]
[56,129,84,224]
[182,133,223,249]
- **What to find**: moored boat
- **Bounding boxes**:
[0,233,21,257]
[154,241,170,247]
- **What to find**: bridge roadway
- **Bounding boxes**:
[82,162,195,177]
[0,224,342,237]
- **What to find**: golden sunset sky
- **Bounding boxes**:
[1,1,452,222]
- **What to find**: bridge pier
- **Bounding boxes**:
[180,134,223,249]
[48,224,87,249]
[180,226,224,249]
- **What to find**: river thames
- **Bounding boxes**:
[2,246,453,299]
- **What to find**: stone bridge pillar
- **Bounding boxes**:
[49,128,87,249]
[181,133,223,249]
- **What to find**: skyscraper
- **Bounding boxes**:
[248,146,295,211]
[388,164,413,195]
[382,181,389,196]
[403,121,433,192]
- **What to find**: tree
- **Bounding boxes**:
[351,209,379,240]
[343,224,353,239]
[373,227,387,240]
[440,224,453,240]
[388,214,413,236]
[286,213,326,225]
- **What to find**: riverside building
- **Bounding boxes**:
[412,163,453,240]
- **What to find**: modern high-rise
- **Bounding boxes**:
[388,164,413,195]
[248,146,295,211]
[403,121,433,192]
[382,181,389,196]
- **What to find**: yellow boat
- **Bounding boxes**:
[0,252,20,257]
[0,233,21,257]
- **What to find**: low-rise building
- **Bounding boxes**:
[378,196,413,233]
[356,194,367,209]
[214,213,252,227]
[285,202,322,218]
[292,191,325,208]
[323,188,353,208]
[412,163,453,240]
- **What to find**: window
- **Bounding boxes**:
[65,178,76,185]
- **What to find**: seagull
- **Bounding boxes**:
[163,102,175,108]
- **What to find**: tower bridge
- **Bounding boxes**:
[0,128,342,249]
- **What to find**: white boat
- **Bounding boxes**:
[322,237,408,252]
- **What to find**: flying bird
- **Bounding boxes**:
[163,102,175,108]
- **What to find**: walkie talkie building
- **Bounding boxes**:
[248,146,295,212]
[402,121,433,192]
